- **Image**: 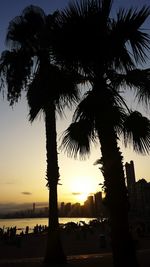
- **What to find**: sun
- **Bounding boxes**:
[70,176,96,204]
[76,192,89,203]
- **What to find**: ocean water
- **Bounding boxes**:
[0,217,96,233]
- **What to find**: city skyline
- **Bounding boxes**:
[0,159,149,214]
[0,191,104,217]
[0,0,150,210]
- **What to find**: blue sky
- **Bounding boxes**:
[0,0,150,213]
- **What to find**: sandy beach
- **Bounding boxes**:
[0,229,109,259]
[0,227,150,266]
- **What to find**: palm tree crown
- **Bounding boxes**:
[0,6,80,117]
[57,0,150,157]
[53,0,150,74]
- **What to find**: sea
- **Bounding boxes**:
[0,217,96,234]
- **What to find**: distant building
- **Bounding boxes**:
[125,160,150,220]
[59,192,107,218]
[69,203,81,217]
[125,160,136,191]
[135,179,150,217]
[33,203,35,213]
[63,202,72,216]
[84,195,94,217]
[125,160,136,211]
[60,202,65,216]
[94,192,103,217]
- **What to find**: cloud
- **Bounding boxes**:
[72,192,82,195]
[72,192,94,196]
[0,179,16,185]
[21,192,32,195]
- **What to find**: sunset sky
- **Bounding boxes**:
[0,0,150,213]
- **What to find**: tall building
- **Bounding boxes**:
[94,192,103,217]
[125,160,136,212]
[33,203,35,213]
[125,160,136,189]
[125,160,150,220]
[84,195,94,216]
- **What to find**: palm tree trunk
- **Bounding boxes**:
[97,124,139,267]
[44,104,66,264]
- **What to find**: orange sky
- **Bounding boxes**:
[0,0,150,212]
[0,94,150,210]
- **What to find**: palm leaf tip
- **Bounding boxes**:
[116,6,150,64]
[60,120,96,159]
[123,111,150,154]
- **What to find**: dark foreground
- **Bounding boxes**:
[0,249,150,267]
[0,225,150,267]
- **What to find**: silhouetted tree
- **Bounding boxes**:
[0,5,82,264]
[54,1,150,266]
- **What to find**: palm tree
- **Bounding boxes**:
[0,5,82,264]
[61,87,150,266]
[53,0,150,266]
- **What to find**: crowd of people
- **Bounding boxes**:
[0,219,148,250]
[0,224,48,247]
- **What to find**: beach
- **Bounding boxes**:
[0,226,150,267]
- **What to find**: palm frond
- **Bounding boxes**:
[115,6,150,64]
[60,119,97,159]
[53,0,114,73]
[93,158,101,165]
[126,69,150,106]
[122,111,150,154]
[0,49,33,105]
[73,90,96,122]
[6,5,47,51]
[111,43,135,71]
[66,0,112,19]
[53,67,85,115]
[109,69,150,107]
[27,63,83,121]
